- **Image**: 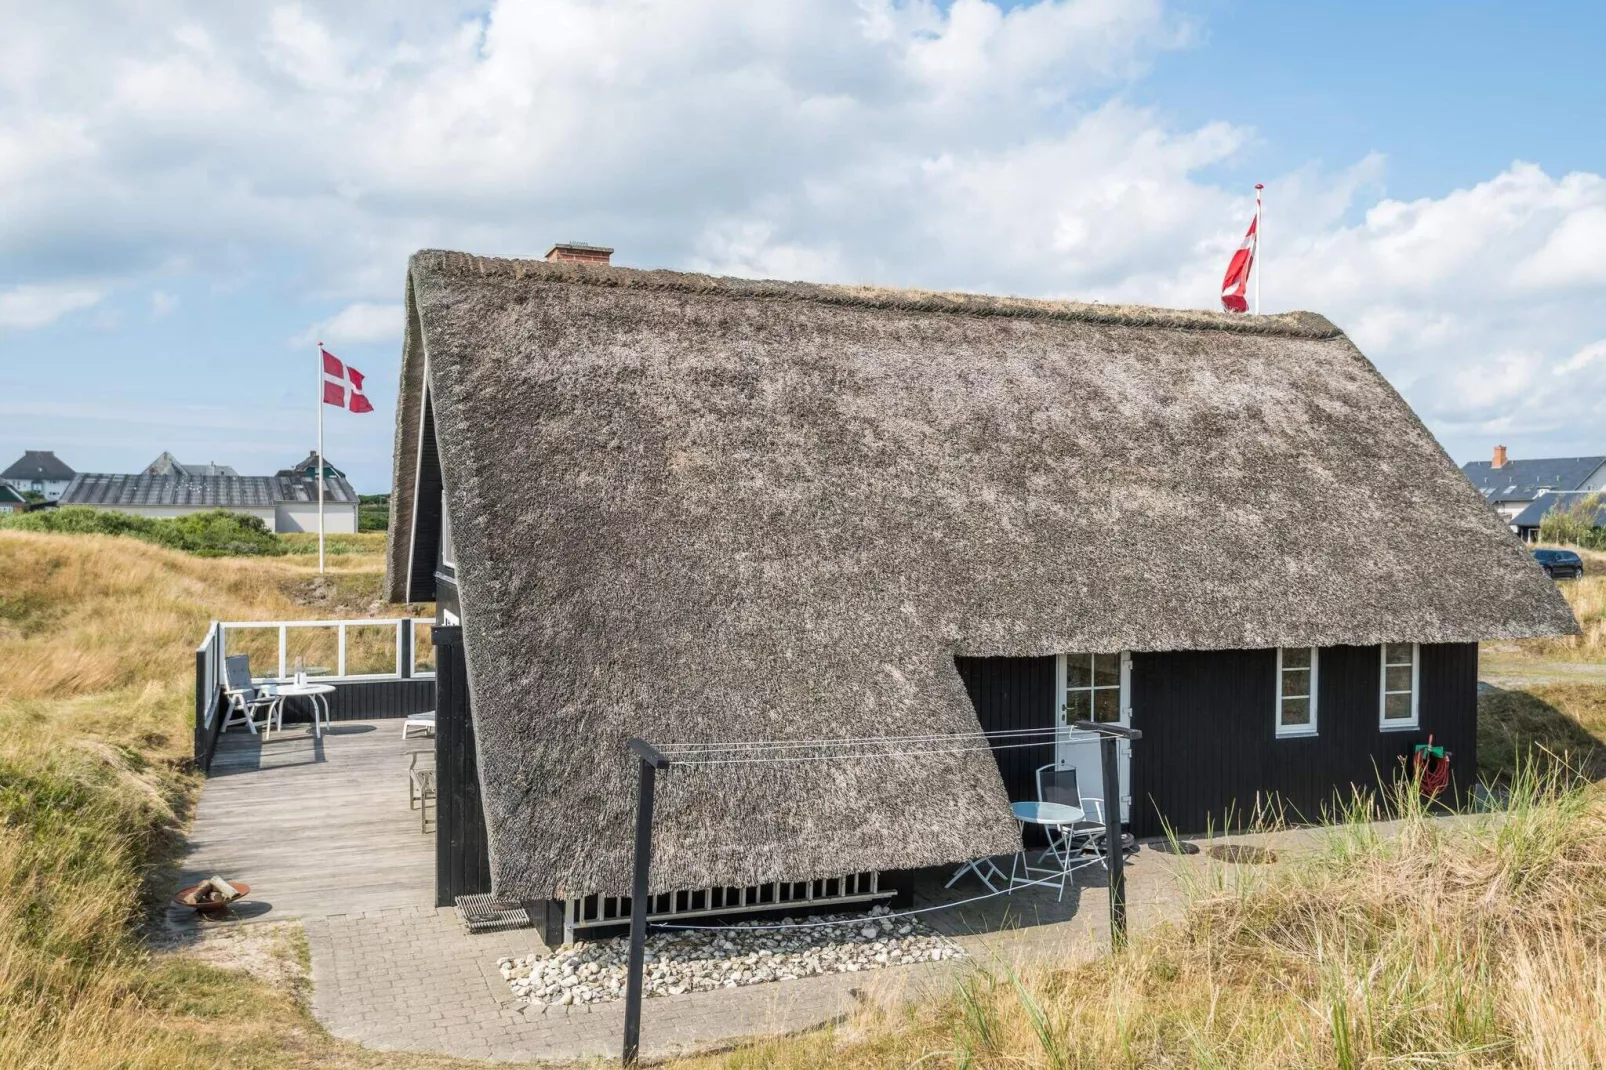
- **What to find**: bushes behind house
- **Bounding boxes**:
[0,507,283,557]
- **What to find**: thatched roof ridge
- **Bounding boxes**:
[387,248,1577,902]
[408,248,1342,339]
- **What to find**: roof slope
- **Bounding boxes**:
[1512,491,1606,529]
[1462,456,1606,504]
[62,472,357,507]
[3,450,76,481]
[144,452,239,478]
[388,250,1578,900]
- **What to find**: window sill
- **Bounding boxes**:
[1379,722,1420,733]
[1276,728,1319,739]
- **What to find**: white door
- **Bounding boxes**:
[1055,652,1132,822]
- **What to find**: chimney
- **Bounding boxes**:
[1492,444,1508,469]
[545,241,613,265]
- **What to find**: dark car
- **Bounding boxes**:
[1533,548,1585,580]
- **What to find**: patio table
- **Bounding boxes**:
[1009,800,1090,900]
[267,682,335,740]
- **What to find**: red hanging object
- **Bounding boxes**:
[1413,734,1452,798]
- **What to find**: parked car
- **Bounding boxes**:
[1533,548,1585,580]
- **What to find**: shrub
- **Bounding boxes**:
[1538,492,1606,550]
[0,507,283,557]
[357,493,390,533]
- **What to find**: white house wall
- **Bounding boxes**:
[5,478,71,501]
[275,503,358,534]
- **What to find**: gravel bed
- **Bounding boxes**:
[498,905,964,1009]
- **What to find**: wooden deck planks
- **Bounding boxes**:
[180,719,437,919]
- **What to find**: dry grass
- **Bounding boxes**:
[4,528,1606,1068]
[678,773,1606,1070]
[1490,546,1606,664]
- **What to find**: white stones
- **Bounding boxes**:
[496,908,966,1009]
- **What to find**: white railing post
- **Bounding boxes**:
[278,626,288,679]
[337,623,347,678]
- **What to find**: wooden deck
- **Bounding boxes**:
[180,719,436,919]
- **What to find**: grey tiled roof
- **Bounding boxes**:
[2,450,76,481]
[1511,491,1606,529]
[1462,456,1606,504]
[60,473,357,507]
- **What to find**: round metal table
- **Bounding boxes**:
[267,682,335,740]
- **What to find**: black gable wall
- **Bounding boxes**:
[1127,643,1479,838]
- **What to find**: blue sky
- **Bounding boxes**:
[2,1,1603,491]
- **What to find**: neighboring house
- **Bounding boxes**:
[1461,445,1606,523]
[0,483,26,515]
[386,249,1576,938]
[144,451,239,477]
[2,450,76,501]
[1511,491,1606,543]
[280,450,345,481]
[60,461,360,534]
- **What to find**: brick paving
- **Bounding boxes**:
[180,719,1213,1062]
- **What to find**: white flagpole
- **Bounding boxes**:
[317,341,326,574]
[1254,183,1264,315]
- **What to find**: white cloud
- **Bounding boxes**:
[293,301,404,348]
[0,1,1603,464]
[0,283,103,329]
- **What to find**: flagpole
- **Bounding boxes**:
[316,341,326,575]
[1254,183,1264,315]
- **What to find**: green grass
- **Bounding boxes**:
[0,506,283,557]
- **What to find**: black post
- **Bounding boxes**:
[623,739,670,1067]
[1098,733,1127,946]
[1073,720,1142,951]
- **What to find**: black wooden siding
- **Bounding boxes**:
[433,626,492,906]
[1128,643,1479,838]
[955,656,1056,845]
[408,389,443,603]
[955,645,1480,840]
[269,678,436,724]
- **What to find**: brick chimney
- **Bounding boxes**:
[545,242,613,265]
[1492,444,1508,469]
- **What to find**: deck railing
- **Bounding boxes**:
[193,617,437,772]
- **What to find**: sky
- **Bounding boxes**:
[2,0,1603,492]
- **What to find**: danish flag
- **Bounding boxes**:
[321,348,374,413]
[1220,184,1262,314]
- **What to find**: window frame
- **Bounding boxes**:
[1379,642,1420,731]
[1274,647,1319,738]
[439,489,457,569]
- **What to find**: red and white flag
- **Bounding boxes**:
[321,348,375,413]
[1220,185,1262,314]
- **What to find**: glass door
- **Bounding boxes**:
[1055,652,1132,821]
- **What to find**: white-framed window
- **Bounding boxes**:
[1380,642,1419,730]
[1059,653,1125,725]
[1275,647,1318,737]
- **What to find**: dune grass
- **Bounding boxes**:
[2,528,1605,1067]
[680,769,1606,1070]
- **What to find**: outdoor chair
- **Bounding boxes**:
[408,751,436,833]
[402,709,436,739]
[1003,763,1107,901]
[1036,762,1110,865]
[220,654,278,735]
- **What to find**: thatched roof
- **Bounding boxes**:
[387,250,1577,900]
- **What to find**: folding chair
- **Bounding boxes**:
[402,710,436,739]
[220,654,278,735]
[1037,763,1109,865]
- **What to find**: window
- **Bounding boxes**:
[1380,643,1419,730]
[1275,647,1318,737]
[1061,653,1124,725]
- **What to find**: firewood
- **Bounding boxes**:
[206,876,239,899]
